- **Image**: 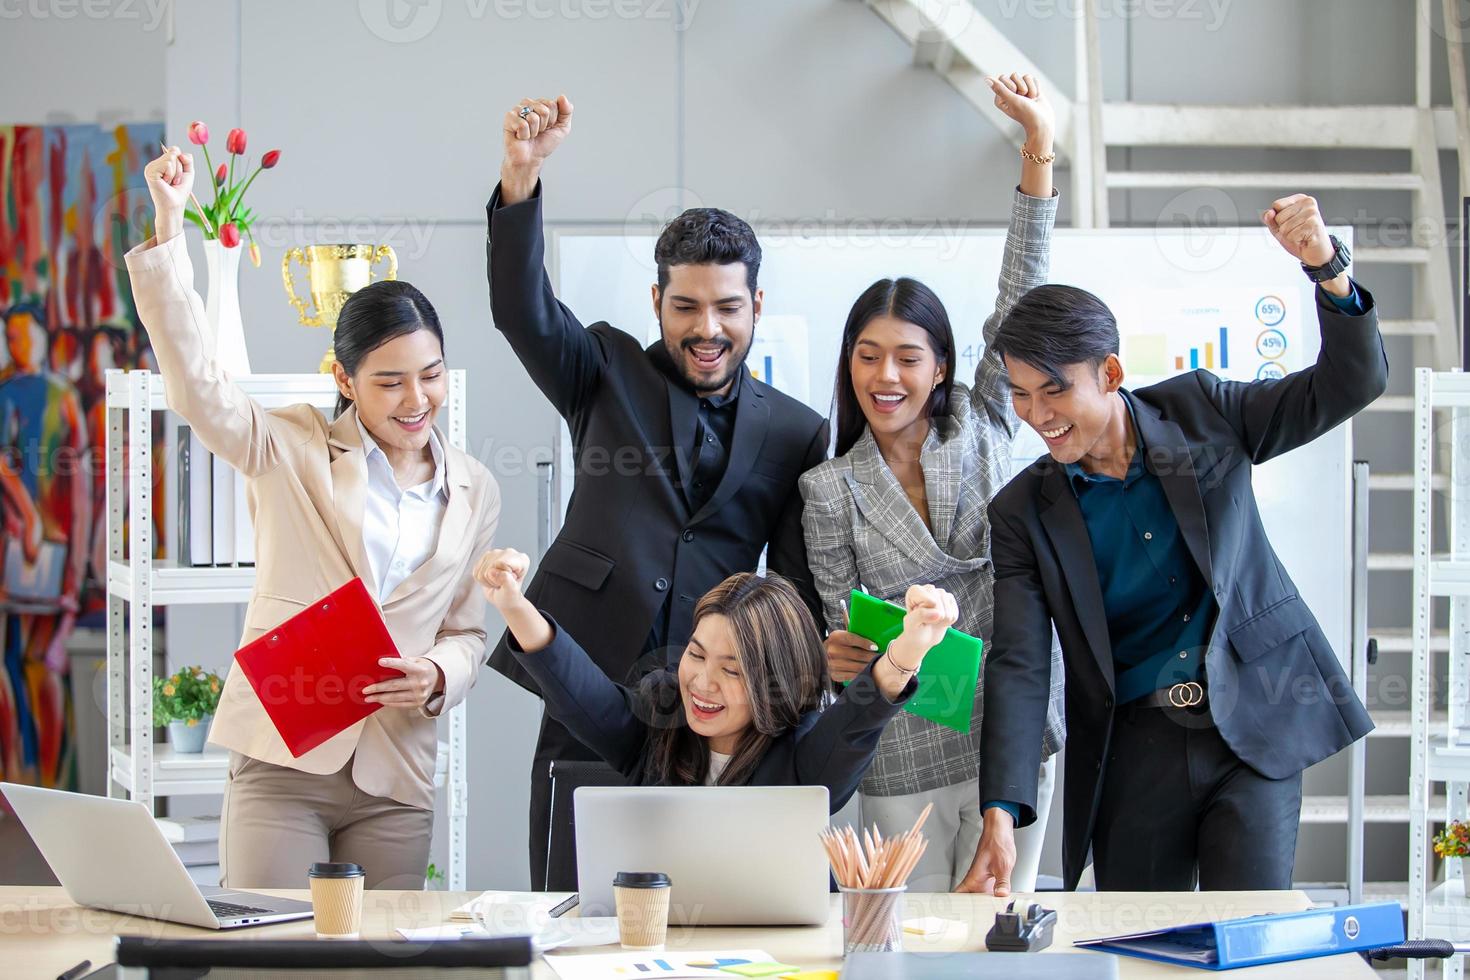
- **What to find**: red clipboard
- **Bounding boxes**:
[233,578,402,757]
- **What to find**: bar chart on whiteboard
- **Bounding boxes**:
[1116,288,1302,388]
[745,314,811,405]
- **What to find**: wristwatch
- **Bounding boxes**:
[1302,234,1351,283]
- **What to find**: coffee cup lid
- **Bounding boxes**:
[309,862,365,879]
[613,871,671,889]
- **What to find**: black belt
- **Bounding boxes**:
[1136,681,1207,709]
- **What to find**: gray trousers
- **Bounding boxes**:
[859,756,1057,893]
[220,751,432,890]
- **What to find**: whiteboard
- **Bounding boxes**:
[550,225,1354,667]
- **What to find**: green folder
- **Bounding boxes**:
[845,589,983,735]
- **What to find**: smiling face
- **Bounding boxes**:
[1005,353,1125,466]
[332,328,447,456]
[849,314,946,446]
[653,262,760,397]
[677,612,754,755]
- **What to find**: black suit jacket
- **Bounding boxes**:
[511,615,914,809]
[980,284,1387,890]
[484,183,828,696]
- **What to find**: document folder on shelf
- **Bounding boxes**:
[233,578,401,757]
[1073,901,1404,970]
[844,589,983,735]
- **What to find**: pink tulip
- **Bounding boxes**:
[261,149,281,169]
[187,121,209,145]
[226,128,246,155]
[214,163,227,186]
[218,222,241,248]
[249,242,261,268]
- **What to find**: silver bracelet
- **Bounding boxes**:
[885,649,919,675]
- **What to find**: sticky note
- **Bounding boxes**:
[720,964,799,978]
[903,916,952,936]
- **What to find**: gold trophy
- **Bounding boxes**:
[282,244,398,371]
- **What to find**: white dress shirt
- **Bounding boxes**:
[357,418,448,604]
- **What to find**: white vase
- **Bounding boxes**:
[203,238,252,375]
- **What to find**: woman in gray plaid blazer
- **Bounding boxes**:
[798,73,1067,892]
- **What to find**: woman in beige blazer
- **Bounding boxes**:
[128,148,501,890]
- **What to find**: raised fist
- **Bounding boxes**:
[474,547,531,610]
[1263,194,1335,267]
[144,146,194,221]
[503,94,574,174]
[986,73,1054,145]
[899,583,960,658]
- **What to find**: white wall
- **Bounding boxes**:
[7,0,1452,889]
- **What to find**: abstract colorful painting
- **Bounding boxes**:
[0,122,164,789]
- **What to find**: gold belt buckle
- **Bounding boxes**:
[1167,681,1205,708]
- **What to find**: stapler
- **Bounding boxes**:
[984,899,1057,952]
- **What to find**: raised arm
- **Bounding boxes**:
[489,94,607,421]
[1201,194,1388,464]
[476,547,648,777]
[127,148,283,477]
[971,74,1058,439]
[793,585,956,808]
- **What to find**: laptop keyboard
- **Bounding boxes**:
[207,899,276,918]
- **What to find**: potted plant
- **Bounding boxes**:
[179,120,282,375]
[154,666,223,753]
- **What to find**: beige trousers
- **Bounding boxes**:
[219,751,433,890]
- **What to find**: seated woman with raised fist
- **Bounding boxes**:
[476,547,956,804]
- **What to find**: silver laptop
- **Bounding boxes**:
[2,782,314,929]
[574,785,830,926]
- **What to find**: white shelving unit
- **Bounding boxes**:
[1410,368,1470,979]
[104,369,471,889]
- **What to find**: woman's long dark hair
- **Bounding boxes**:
[332,279,445,417]
[645,573,829,788]
[831,277,957,457]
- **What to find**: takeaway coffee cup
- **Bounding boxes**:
[307,862,365,939]
[612,871,672,950]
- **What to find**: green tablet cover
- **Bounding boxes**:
[845,590,983,735]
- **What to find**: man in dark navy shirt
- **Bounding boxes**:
[959,194,1384,894]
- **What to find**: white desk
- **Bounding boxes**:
[1,887,1379,977]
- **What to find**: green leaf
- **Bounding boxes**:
[218,179,248,217]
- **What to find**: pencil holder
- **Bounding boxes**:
[839,885,906,954]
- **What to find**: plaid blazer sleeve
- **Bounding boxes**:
[971,187,1058,439]
[799,465,861,635]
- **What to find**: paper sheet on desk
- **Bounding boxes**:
[449,889,576,922]
[543,949,777,980]
[397,916,619,950]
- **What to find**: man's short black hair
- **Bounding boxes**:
[655,208,761,298]
[992,284,1120,387]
